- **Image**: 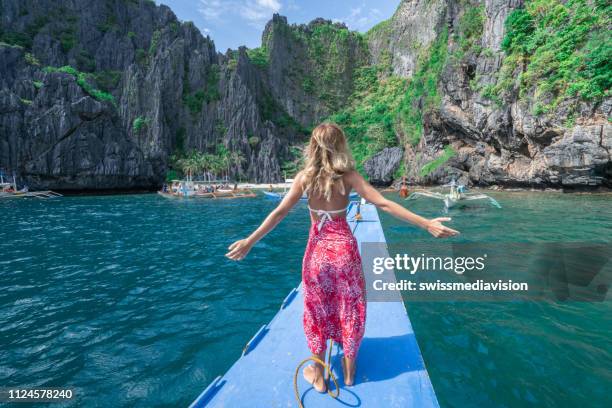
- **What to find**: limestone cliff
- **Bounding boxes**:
[0,0,364,189]
[0,0,610,190]
[367,0,611,188]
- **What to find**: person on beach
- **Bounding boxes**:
[226,123,459,390]
[399,176,409,198]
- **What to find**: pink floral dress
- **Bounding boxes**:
[302,211,366,359]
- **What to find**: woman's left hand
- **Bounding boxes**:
[225,239,253,261]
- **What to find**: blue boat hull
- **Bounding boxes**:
[189,203,439,407]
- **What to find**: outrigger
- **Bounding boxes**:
[406,180,501,209]
[0,171,62,200]
[158,179,256,199]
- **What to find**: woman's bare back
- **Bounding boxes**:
[305,172,352,222]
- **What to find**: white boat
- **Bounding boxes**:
[406,180,501,209]
[159,180,256,199]
[0,172,62,199]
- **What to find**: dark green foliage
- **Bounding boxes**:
[165,169,180,182]
[175,127,186,154]
[183,91,206,114]
[501,9,534,54]
[257,90,305,132]
[204,65,221,102]
[59,30,76,52]
[76,50,96,72]
[182,65,221,114]
[0,16,48,49]
[492,0,611,112]
[135,48,147,65]
[246,47,269,68]
[44,65,116,105]
[0,31,32,48]
[133,116,149,132]
[43,65,78,75]
[76,72,115,104]
[302,76,314,94]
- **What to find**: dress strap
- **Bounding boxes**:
[308,206,348,231]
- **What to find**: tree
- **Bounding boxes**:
[230,151,246,180]
[177,150,203,181]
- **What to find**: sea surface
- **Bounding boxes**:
[0,191,610,407]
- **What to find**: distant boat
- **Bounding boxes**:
[0,171,62,200]
[158,180,256,200]
[406,180,501,209]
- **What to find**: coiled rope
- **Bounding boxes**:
[293,340,339,408]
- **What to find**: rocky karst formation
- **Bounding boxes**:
[367,0,611,188]
[0,0,610,190]
[0,0,364,189]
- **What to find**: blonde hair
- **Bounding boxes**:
[301,123,355,201]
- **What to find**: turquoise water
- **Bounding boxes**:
[0,195,311,407]
[1,192,610,407]
[381,191,612,408]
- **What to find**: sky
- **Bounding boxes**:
[156,0,399,52]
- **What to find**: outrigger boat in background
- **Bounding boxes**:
[406,180,501,209]
[0,171,62,199]
[158,180,256,199]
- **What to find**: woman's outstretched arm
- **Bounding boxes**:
[346,171,459,238]
[226,173,304,260]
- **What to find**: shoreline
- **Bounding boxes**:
[42,183,612,197]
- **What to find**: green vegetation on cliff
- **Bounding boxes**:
[326,27,450,171]
[271,20,368,112]
[398,29,449,146]
[183,64,221,114]
[486,0,611,113]
[420,145,456,177]
[247,46,269,68]
[43,65,116,105]
[329,65,407,172]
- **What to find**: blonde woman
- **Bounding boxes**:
[226,123,458,391]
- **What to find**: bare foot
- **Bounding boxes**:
[342,358,356,386]
[303,364,327,393]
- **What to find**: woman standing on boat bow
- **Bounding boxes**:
[226,123,459,390]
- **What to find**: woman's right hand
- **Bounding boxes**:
[225,238,253,261]
[426,217,460,238]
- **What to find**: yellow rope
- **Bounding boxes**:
[293,340,339,408]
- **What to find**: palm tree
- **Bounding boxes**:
[177,150,204,181]
[216,144,230,181]
[230,151,246,181]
